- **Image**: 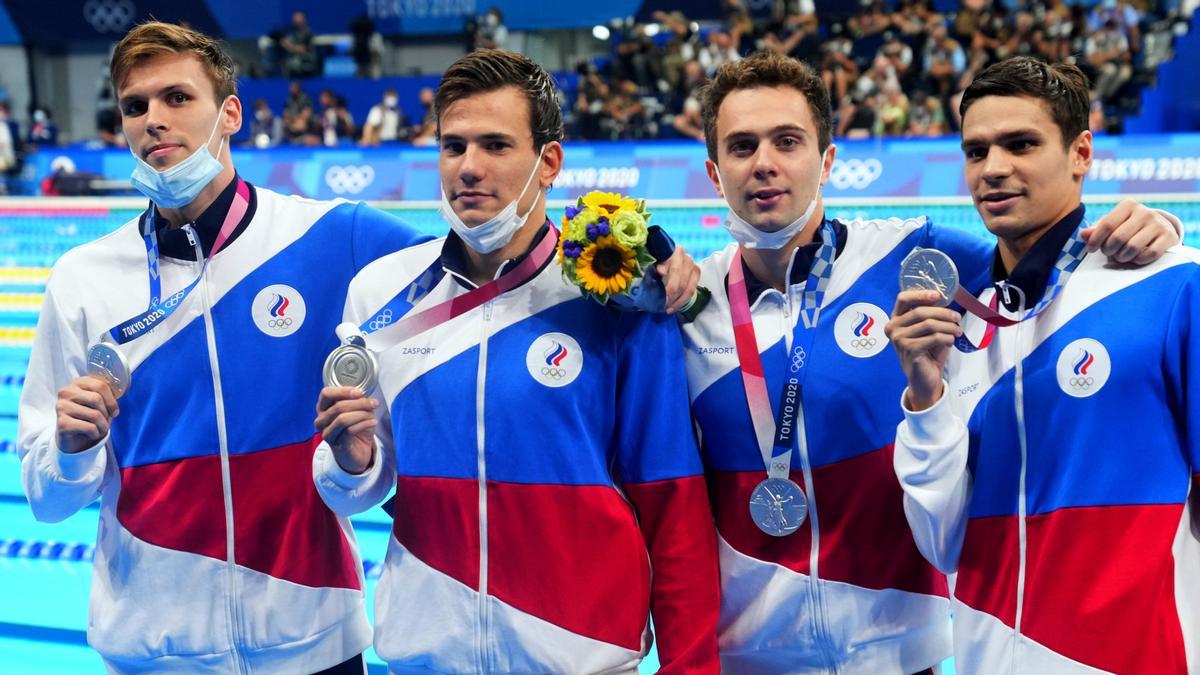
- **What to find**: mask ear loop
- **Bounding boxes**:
[514,144,548,222]
[205,97,232,160]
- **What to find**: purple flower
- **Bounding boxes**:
[564,205,582,220]
[563,240,584,258]
[586,220,611,241]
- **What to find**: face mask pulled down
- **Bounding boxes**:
[716,152,826,250]
[129,98,229,209]
[439,145,546,254]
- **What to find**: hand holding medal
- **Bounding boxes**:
[897,233,1088,355]
[314,380,380,475]
[889,234,1089,410]
[55,370,120,454]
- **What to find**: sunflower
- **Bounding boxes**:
[581,191,638,218]
[575,236,637,296]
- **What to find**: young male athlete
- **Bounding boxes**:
[16,21,434,673]
[312,49,720,674]
[680,50,1181,673]
[888,56,1199,674]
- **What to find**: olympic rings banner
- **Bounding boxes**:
[26,133,1200,201]
[0,0,643,42]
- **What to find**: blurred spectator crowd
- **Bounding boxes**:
[245,80,440,148]
[0,0,1194,171]
[572,0,1192,142]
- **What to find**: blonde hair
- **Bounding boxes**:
[111,21,237,101]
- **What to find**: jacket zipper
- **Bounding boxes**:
[779,291,838,673]
[475,298,495,673]
[1008,283,1029,675]
[187,225,246,673]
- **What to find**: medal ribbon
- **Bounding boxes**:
[357,260,447,335]
[105,179,250,345]
[953,225,1088,353]
[728,221,836,480]
[359,226,559,352]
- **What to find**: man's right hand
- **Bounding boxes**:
[314,386,379,475]
[885,290,963,412]
[56,375,118,454]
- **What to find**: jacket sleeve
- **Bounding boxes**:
[613,313,720,674]
[893,381,972,574]
[350,203,435,273]
[312,275,397,515]
[1163,264,1200,542]
[312,423,396,517]
[17,272,111,523]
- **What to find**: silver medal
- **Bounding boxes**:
[322,342,378,394]
[749,477,808,537]
[86,342,130,398]
[899,247,960,307]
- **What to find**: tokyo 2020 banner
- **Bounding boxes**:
[28,134,1200,202]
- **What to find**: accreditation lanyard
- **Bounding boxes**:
[728,221,836,480]
[356,226,560,352]
[104,179,250,345]
[954,225,1089,354]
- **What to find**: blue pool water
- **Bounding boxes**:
[2,197,1196,671]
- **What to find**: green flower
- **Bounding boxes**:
[564,209,599,242]
[609,210,648,250]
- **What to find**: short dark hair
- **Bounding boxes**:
[435,48,563,149]
[698,51,832,163]
[960,56,1089,147]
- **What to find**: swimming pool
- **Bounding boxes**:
[2,195,1196,672]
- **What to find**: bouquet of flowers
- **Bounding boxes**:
[558,191,660,304]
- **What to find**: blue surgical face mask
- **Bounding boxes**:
[439,145,546,254]
[129,98,229,209]
[715,150,827,250]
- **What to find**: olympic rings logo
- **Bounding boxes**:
[790,347,806,372]
[162,291,185,309]
[1068,377,1095,389]
[828,159,884,190]
[368,309,394,331]
[324,165,376,195]
[850,338,878,350]
[540,367,567,379]
[83,0,135,34]
[268,318,294,329]
[771,461,788,473]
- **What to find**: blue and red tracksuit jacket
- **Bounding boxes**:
[18,178,426,673]
[314,224,721,674]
